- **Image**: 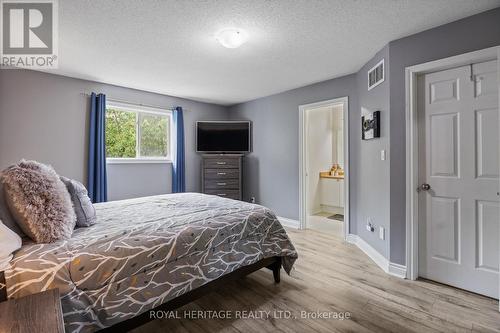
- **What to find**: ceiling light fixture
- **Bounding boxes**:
[215,28,248,49]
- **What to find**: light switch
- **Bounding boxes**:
[379,227,385,240]
[380,150,386,161]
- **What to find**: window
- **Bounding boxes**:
[105,102,172,163]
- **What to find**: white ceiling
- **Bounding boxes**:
[53,0,500,105]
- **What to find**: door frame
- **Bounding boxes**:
[298,96,350,240]
[405,46,500,283]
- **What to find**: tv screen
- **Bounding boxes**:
[196,121,251,153]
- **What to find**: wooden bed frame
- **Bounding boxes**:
[0,256,282,332]
[0,271,6,302]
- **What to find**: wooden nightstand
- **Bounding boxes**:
[0,288,65,333]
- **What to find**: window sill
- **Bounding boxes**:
[106,158,172,164]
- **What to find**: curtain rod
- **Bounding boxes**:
[80,92,182,111]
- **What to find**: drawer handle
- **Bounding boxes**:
[218,193,227,196]
[217,172,226,175]
[217,182,227,186]
[216,162,227,165]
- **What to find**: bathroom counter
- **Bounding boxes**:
[319,171,344,180]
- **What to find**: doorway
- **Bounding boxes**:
[299,97,349,239]
[406,47,500,299]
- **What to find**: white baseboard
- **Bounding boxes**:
[278,216,300,229]
[345,233,358,244]
[310,208,323,215]
[388,262,407,279]
[319,204,343,215]
[346,234,407,279]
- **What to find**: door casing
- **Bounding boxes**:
[405,46,500,298]
[298,96,349,240]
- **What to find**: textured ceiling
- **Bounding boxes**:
[51,0,500,105]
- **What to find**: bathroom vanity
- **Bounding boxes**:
[319,171,344,211]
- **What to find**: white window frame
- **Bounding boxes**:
[105,101,173,164]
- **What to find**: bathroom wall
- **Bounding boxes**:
[306,106,333,214]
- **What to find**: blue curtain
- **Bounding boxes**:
[87,93,108,203]
[172,106,185,193]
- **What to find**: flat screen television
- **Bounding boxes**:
[196,121,251,153]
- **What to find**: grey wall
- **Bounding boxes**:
[388,7,500,265]
[228,75,358,221]
[107,164,172,201]
[1,7,499,266]
[228,46,391,258]
[354,45,391,257]
[228,7,500,265]
[0,70,227,200]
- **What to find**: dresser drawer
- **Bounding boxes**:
[205,189,240,200]
[204,179,239,189]
[204,158,240,169]
[204,169,240,179]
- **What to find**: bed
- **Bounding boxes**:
[2,193,297,332]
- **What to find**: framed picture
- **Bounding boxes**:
[362,111,380,140]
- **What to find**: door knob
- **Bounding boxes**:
[418,183,431,192]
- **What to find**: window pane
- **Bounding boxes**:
[139,113,169,157]
[105,108,137,158]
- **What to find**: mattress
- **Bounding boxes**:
[4,193,298,332]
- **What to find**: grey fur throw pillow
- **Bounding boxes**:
[0,160,76,243]
[0,176,24,237]
[60,176,96,227]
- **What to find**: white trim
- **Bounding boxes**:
[347,234,407,279]
[345,233,358,244]
[347,234,389,274]
[277,216,300,229]
[497,47,500,311]
[405,46,500,282]
[107,100,173,116]
[106,158,172,164]
[388,263,408,279]
[106,100,173,162]
[298,97,350,241]
[367,58,385,91]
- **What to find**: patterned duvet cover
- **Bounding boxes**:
[5,193,298,332]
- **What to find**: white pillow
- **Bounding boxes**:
[0,219,22,270]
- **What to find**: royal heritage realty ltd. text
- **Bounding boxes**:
[150,310,352,320]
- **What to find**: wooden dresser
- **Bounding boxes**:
[202,154,243,200]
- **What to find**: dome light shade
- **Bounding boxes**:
[215,28,248,49]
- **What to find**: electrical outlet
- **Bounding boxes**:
[379,227,385,240]
[366,221,375,232]
[366,218,375,232]
[250,197,256,204]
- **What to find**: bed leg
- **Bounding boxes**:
[268,257,281,283]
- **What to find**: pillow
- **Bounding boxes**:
[0,177,24,237]
[0,219,22,270]
[0,160,76,243]
[60,176,96,227]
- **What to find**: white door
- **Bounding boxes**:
[418,60,499,298]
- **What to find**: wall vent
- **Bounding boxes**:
[367,59,385,91]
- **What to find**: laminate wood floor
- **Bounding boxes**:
[133,228,500,333]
